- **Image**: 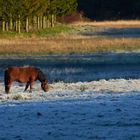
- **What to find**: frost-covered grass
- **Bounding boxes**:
[0,79,140,140]
[1,79,140,102]
[0,78,140,104]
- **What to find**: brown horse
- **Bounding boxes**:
[4,66,48,93]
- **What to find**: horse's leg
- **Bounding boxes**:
[5,85,10,93]
[24,82,30,92]
[5,81,12,94]
[29,81,34,93]
[4,71,12,93]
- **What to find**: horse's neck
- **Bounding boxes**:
[37,70,46,82]
[38,77,45,83]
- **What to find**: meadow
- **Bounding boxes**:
[0,20,140,56]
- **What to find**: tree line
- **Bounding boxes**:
[77,0,140,20]
[0,0,77,33]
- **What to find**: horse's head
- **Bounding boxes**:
[41,80,48,92]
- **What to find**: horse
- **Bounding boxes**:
[4,66,48,93]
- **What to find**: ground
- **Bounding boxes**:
[0,79,140,140]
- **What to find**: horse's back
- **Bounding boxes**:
[5,66,38,83]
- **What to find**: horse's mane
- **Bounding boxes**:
[35,68,46,82]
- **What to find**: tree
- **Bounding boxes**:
[0,0,78,32]
[46,0,77,26]
[22,0,48,31]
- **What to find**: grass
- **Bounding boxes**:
[0,21,140,56]
[72,20,140,28]
[0,24,72,38]
[0,37,140,56]
[37,24,72,37]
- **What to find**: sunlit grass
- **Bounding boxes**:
[37,24,72,37]
[0,24,72,38]
[72,20,140,28]
[0,37,140,56]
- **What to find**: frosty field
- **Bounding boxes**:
[0,79,140,140]
[0,54,140,140]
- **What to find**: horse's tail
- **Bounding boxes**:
[4,69,10,93]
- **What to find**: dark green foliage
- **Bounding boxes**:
[0,0,77,32]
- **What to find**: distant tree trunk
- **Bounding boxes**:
[42,16,46,29]
[26,17,29,32]
[2,20,5,32]
[40,16,43,29]
[15,20,18,32]
[33,16,37,31]
[37,16,40,30]
[6,22,9,31]
[18,15,21,33]
[46,15,50,27]
[51,14,54,27]
[10,18,13,30]
[54,14,56,24]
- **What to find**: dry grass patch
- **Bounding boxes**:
[0,37,140,55]
[72,20,140,28]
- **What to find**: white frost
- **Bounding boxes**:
[0,79,140,102]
